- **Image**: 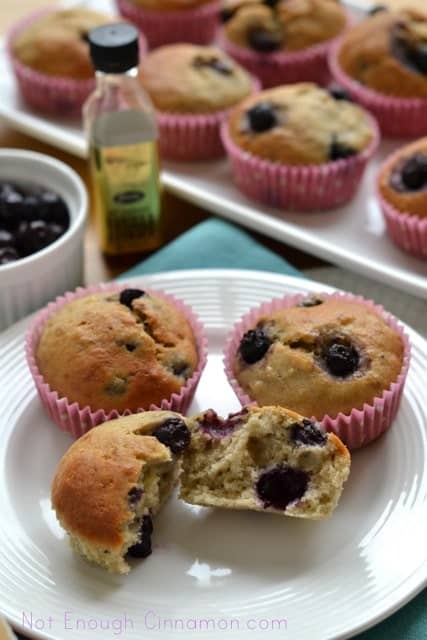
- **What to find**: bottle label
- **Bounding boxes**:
[90,140,161,254]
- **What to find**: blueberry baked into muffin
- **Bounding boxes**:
[180,406,350,519]
[231,296,404,419]
[139,44,253,114]
[221,0,346,54]
[337,8,427,99]
[36,288,199,413]
[226,83,374,164]
[52,411,191,573]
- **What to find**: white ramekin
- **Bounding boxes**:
[0,149,87,331]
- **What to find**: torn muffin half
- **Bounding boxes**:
[51,411,190,574]
[180,406,350,519]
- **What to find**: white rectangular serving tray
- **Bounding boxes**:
[0,0,425,299]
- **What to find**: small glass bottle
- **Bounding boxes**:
[84,23,162,256]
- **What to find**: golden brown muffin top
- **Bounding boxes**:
[11,9,113,79]
[36,289,198,412]
[227,83,374,165]
[51,412,176,549]
[379,137,427,219]
[222,0,346,53]
[233,297,404,419]
[139,44,253,113]
[338,9,427,99]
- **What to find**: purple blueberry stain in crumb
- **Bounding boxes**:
[193,55,234,75]
[256,466,309,510]
[119,288,145,308]
[368,4,388,15]
[152,417,191,455]
[290,419,327,447]
[246,103,278,133]
[297,296,324,308]
[248,28,282,52]
[329,138,356,161]
[319,338,360,378]
[199,408,248,439]
[127,515,153,559]
[128,487,143,509]
[328,84,353,102]
[239,327,272,364]
[390,153,427,193]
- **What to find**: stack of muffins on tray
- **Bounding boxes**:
[7,0,427,258]
[24,278,410,574]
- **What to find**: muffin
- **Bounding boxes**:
[27,284,207,436]
[116,0,220,48]
[52,411,191,573]
[139,43,255,160]
[221,83,378,210]
[330,8,427,136]
[8,8,123,117]
[224,293,410,449]
[378,137,427,257]
[181,406,350,519]
[220,0,348,88]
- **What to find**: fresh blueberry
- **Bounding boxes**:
[128,487,143,508]
[0,246,19,265]
[329,139,356,161]
[119,288,145,308]
[0,229,14,248]
[400,154,427,191]
[40,190,70,226]
[0,187,24,228]
[248,29,281,52]
[152,418,190,455]
[263,0,280,7]
[15,220,58,256]
[368,5,387,15]
[239,328,271,364]
[411,45,427,74]
[322,340,359,377]
[256,466,309,510]
[127,516,153,558]
[290,418,327,447]
[328,84,352,102]
[297,296,324,308]
[247,103,278,133]
[199,408,247,439]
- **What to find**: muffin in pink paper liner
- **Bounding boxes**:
[329,40,427,138]
[221,83,379,211]
[377,138,427,259]
[25,283,208,438]
[223,292,410,450]
[116,0,220,49]
[7,8,147,118]
[219,0,350,89]
[139,43,260,161]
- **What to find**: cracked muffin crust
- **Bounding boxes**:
[222,0,346,53]
[11,9,113,80]
[338,8,427,98]
[227,83,374,165]
[378,137,427,219]
[52,411,191,573]
[180,406,350,519]
[36,288,199,412]
[232,296,404,418]
[139,44,253,114]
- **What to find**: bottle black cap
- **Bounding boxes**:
[88,23,139,74]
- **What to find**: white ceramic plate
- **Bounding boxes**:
[0,269,426,640]
[0,1,426,300]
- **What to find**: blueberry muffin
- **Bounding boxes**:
[222,0,347,53]
[52,411,190,573]
[227,83,374,164]
[181,406,350,519]
[36,288,199,413]
[139,44,253,114]
[232,296,404,419]
[338,8,427,99]
[379,137,427,219]
[11,9,113,80]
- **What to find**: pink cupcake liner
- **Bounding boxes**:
[378,193,427,259]
[157,77,260,162]
[7,8,147,119]
[116,0,220,49]
[220,113,379,211]
[219,33,338,89]
[223,292,411,450]
[25,283,208,438]
[329,40,427,138]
